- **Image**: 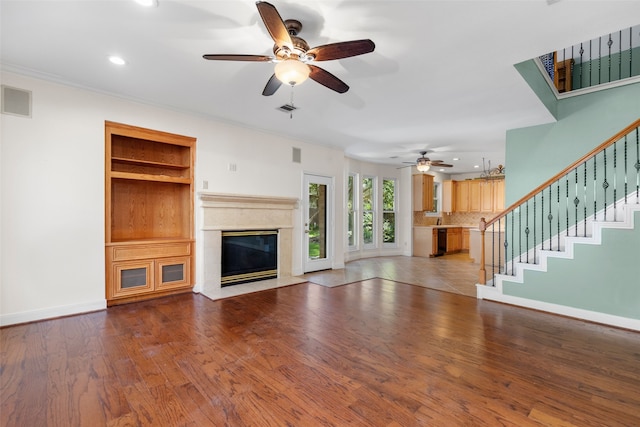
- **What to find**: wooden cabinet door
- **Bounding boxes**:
[156,257,191,290]
[493,179,505,212]
[412,174,434,212]
[468,180,482,212]
[455,181,469,212]
[442,180,455,213]
[446,228,461,253]
[480,181,493,212]
[461,229,470,250]
[110,260,155,299]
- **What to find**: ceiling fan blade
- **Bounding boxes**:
[308,65,349,93]
[256,1,293,49]
[432,164,453,167]
[203,54,273,62]
[262,74,282,96]
[307,39,375,61]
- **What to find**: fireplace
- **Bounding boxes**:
[199,192,304,300]
[221,230,277,286]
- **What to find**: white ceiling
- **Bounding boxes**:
[2,0,639,173]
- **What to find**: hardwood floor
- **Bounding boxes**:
[2,279,640,426]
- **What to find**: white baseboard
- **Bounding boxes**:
[0,300,107,327]
[477,287,640,331]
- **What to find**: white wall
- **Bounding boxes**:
[0,71,362,325]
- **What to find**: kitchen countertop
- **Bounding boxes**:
[413,225,477,229]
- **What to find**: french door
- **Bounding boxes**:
[303,174,333,272]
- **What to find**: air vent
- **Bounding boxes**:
[1,85,32,118]
[277,104,297,113]
[292,147,301,163]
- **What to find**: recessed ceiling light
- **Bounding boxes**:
[109,56,126,65]
[134,0,158,7]
[453,157,459,161]
[439,169,445,172]
[474,165,480,168]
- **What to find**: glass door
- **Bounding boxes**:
[303,174,333,272]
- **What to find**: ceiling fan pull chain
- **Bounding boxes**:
[290,86,294,119]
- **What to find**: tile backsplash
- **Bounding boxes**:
[413,211,487,227]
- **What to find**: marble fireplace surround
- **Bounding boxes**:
[199,192,306,300]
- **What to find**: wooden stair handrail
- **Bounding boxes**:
[478,118,640,285]
[484,118,640,229]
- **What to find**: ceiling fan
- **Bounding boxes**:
[405,151,453,172]
[203,1,375,96]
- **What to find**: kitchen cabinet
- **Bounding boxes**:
[413,227,437,257]
[442,180,455,213]
[446,228,462,253]
[462,228,470,251]
[413,174,434,211]
[493,179,505,212]
[455,181,470,212]
[454,179,505,213]
[480,181,493,212]
[105,121,196,306]
[414,226,472,257]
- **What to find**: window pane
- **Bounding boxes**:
[363,211,374,244]
[347,175,356,247]
[348,211,356,246]
[383,212,395,243]
[347,175,354,211]
[383,179,395,211]
[362,178,373,211]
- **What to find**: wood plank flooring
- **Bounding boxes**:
[2,280,640,426]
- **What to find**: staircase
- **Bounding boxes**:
[476,119,640,331]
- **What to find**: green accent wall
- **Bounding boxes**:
[501,67,640,320]
[501,211,640,319]
[505,78,640,205]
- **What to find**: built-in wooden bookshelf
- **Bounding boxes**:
[105,121,195,306]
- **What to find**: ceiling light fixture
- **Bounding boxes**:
[274,59,310,86]
[416,160,430,172]
[108,56,126,65]
[453,157,460,161]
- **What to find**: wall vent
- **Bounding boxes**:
[292,147,301,163]
[1,85,32,118]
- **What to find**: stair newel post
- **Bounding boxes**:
[479,218,487,285]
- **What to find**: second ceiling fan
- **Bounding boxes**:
[406,151,453,172]
[203,1,375,96]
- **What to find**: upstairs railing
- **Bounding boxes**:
[478,118,640,286]
[539,25,640,94]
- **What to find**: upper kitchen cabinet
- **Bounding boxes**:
[455,180,470,212]
[493,179,505,212]
[413,174,434,212]
[441,180,455,213]
[453,179,505,213]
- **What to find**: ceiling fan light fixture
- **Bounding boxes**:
[416,162,430,172]
[275,59,310,86]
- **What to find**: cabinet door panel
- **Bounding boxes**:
[156,257,191,290]
[480,181,493,212]
[455,181,470,212]
[111,261,154,299]
[412,174,434,212]
[493,180,505,212]
[468,181,481,212]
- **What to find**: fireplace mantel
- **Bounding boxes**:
[199,192,298,231]
[199,192,304,299]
